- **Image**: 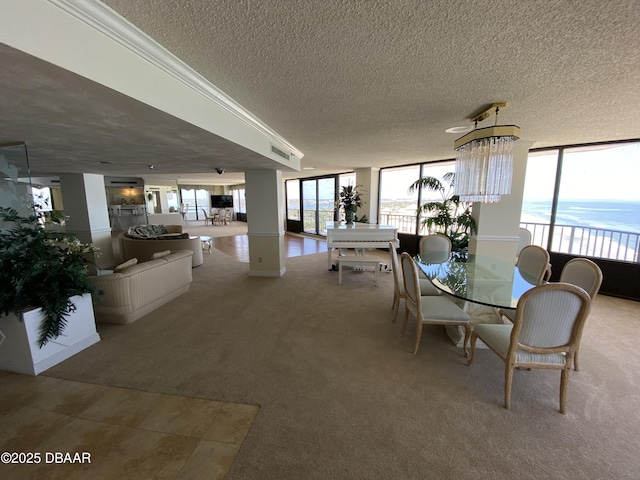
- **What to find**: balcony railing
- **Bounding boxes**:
[520,222,640,263]
[378,213,639,263]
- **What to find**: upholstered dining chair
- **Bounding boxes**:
[516,227,532,258]
[388,243,440,321]
[418,234,452,263]
[223,208,233,224]
[108,205,123,231]
[131,206,146,226]
[467,283,591,413]
[218,208,227,225]
[400,252,471,356]
[179,203,189,225]
[559,258,603,371]
[201,208,215,226]
[516,245,552,282]
[210,208,222,225]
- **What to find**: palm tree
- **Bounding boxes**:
[408,172,477,251]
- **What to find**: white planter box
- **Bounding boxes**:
[0,293,100,375]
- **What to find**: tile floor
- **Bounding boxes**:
[0,370,258,479]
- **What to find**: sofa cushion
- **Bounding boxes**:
[125,225,190,240]
[152,250,171,259]
[114,258,138,272]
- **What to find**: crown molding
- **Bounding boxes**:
[46,0,304,159]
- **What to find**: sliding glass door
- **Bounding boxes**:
[301,177,337,235]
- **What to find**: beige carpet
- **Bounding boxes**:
[45,244,640,479]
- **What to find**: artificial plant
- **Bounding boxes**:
[0,207,97,347]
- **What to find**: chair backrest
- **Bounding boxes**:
[512,283,591,350]
[388,242,404,296]
[559,258,603,299]
[517,228,532,256]
[109,205,121,217]
[419,234,451,263]
[201,208,209,218]
[400,252,420,309]
[516,245,550,281]
[180,203,188,214]
[210,207,219,215]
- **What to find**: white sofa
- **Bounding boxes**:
[119,225,204,267]
[88,250,193,324]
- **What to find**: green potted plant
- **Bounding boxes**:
[0,207,100,372]
[337,184,364,225]
[409,172,477,251]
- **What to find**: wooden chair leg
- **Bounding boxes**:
[466,332,478,366]
[401,308,409,334]
[560,366,570,414]
[413,322,423,354]
[504,363,514,410]
[461,324,471,358]
[391,294,399,322]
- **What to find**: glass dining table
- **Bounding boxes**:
[415,251,543,310]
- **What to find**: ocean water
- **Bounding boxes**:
[522,200,640,234]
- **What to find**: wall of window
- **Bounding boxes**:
[379,165,421,234]
[232,188,246,214]
[285,173,354,235]
[521,141,640,263]
[286,180,300,221]
[520,150,559,247]
[379,162,455,235]
[180,188,210,221]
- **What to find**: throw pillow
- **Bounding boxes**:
[114,258,138,272]
[152,250,171,259]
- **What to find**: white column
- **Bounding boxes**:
[59,173,115,271]
[468,141,533,264]
[355,167,380,224]
[245,170,286,277]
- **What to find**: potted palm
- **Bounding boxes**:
[337,184,364,225]
[409,172,477,251]
[0,207,101,375]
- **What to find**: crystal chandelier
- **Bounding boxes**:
[453,103,520,203]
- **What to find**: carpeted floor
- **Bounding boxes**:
[43,238,640,479]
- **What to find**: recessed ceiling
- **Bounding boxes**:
[2,0,639,186]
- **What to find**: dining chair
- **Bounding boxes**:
[132,206,146,226]
[516,245,551,282]
[218,208,227,225]
[210,207,222,225]
[516,227,532,258]
[179,203,189,225]
[559,258,603,371]
[108,205,123,231]
[388,243,440,321]
[400,252,471,356]
[418,234,452,263]
[467,283,591,413]
[201,208,214,226]
[223,208,233,225]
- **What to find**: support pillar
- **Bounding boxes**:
[245,170,286,277]
[59,173,115,272]
[354,167,380,224]
[468,141,533,264]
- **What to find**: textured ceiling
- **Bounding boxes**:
[2,0,640,185]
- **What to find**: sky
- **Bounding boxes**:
[525,142,640,201]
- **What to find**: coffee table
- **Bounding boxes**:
[200,235,212,254]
